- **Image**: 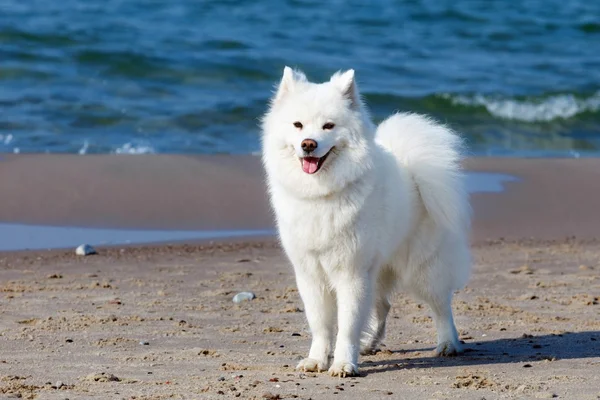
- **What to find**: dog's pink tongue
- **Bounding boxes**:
[302,157,319,174]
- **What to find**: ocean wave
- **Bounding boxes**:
[77,140,156,155]
[0,134,13,145]
[113,142,156,155]
[443,91,600,122]
[78,140,90,155]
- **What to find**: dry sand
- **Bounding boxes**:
[0,155,599,399]
[1,239,599,399]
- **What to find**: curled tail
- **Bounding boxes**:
[375,112,470,233]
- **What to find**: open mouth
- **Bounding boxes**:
[300,148,333,174]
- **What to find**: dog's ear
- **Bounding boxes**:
[274,66,307,102]
[330,69,359,109]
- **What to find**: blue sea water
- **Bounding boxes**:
[1,0,599,156]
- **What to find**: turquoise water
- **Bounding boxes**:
[1,0,599,156]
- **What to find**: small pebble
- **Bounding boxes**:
[233,292,256,303]
[218,376,226,381]
[139,341,149,346]
[54,381,64,389]
[65,338,73,343]
[76,244,97,256]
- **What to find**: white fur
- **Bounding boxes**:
[261,67,471,377]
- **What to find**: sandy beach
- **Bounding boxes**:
[1,155,599,399]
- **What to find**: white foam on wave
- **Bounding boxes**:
[78,140,90,155]
[446,91,600,122]
[0,134,13,145]
[113,142,156,155]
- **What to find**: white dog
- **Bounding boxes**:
[261,67,471,377]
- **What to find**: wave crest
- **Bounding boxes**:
[444,91,600,122]
[114,143,155,155]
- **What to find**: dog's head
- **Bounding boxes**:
[261,67,375,198]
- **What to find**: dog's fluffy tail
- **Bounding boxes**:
[375,112,470,233]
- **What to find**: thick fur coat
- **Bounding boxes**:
[261,67,471,377]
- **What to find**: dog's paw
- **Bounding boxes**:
[296,358,328,373]
[328,361,358,377]
[435,340,463,357]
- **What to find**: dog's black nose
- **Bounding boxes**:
[301,139,318,152]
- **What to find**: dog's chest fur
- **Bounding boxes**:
[273,181,373,253]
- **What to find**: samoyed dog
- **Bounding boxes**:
[261,67,471,377]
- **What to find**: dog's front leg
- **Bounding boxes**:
[294,263,336,372]
[329,270,373,377]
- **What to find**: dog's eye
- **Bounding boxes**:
[293,121,303,129]
[322,122,335,130]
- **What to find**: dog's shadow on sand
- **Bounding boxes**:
[361,331,600,375]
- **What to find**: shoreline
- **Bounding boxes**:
[0,155,599,252]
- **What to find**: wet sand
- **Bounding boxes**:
[0,155,599,240]
[1,155,599,399]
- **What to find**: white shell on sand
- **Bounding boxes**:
[232,292,256,303]
[75,244,97,256]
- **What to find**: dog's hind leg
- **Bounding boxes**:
[407,258,463,357]
[426,291,462,356]
[294,264,336,372]
[360,267,395,355]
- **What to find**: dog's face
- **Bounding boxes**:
[262,67,374,198]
